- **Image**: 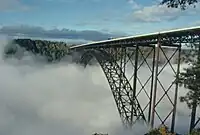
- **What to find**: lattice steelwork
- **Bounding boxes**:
[150,44,181,132]
[70,26,200,132]
[80,49,146,127]
[108,46,156,124]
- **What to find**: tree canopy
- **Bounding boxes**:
[161,0,198,9]
[4,39,71,62]
[178,61,200,108]
[176,41,200,131]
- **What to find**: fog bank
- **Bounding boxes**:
[0,36,199,135]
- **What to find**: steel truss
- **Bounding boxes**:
[80,49,146,128]
[77,43,185,132]
[105,44,182,132]
[151,43,181,133]
[78,42,182,131]
[71,27,200,133]
[105,45,156,125]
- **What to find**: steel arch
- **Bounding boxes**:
[79,49,146,128]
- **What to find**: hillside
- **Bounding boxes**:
[4,39,71,62]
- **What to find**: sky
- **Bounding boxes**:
[0,0,200,42]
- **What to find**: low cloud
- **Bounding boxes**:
[0,25,119,41]
[0,36,199,135]
[0,37,121,135]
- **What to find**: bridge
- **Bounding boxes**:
[69,26,200,132]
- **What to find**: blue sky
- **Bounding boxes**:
[0,0,200,41]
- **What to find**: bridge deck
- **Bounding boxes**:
[70,26,200,49]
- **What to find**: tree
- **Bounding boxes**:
[177,42,200,132]
[161,0,198,9]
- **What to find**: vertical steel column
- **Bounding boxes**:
[131,45,139,124]
[151,38,160,128]
[119,47,123,125]
[171,44,181,132]
[148,46,156,123]
[123,48,126,73]
[119,46,123,95]
[133,45,139,96]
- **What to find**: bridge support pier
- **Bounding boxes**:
[150,43,182,133]
[151,41,161,129]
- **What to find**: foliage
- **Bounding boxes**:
[4,39,71,62]
[176,43,200,108]
[178,62,200,108]
[145,126,200,135]
[160,0,198,10]
[145,125,176,135]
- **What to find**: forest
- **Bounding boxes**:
[4,39,72,62]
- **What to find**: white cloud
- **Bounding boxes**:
[131,3,200,23]
[132,5,182,22]
[0,0,29,11]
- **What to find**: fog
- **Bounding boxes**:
[0,36,199,135]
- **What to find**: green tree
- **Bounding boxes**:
[177,42,200,132]
[161,0,198,9]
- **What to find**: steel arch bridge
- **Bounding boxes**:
[69,26,200,132]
